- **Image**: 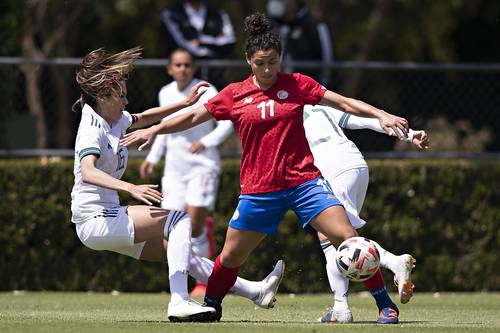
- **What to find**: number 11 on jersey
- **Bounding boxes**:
[257,100,275,119]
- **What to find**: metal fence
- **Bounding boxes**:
[1,57,500,158]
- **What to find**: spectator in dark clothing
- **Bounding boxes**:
[267,0,333,85]
[160,0,236,89]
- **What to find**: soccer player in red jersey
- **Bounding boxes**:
[121,12,409,323]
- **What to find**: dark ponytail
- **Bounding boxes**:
[244,12,281,58]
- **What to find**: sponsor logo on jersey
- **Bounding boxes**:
[243,97,253,104]
[277,90,288,99]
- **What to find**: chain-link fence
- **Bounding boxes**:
[1,58,499,157]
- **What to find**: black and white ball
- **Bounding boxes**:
[335,237,380,282]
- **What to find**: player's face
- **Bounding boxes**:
[99,80,128,123]
[168,51,195,90]
[248,49,280,88]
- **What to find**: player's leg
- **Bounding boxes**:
[186,170,219,256]
[188,255,285,308]
[198,193,286,322]
[127,206,216,322]
[203,227,267,321]
[187,206,212,296]
[186,171,219,296]
[333,168,416,306]
[330,169,400,323]
[317,233,353,323]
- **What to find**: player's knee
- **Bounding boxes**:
[219,247,248,267]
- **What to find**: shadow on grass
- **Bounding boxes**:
[122,319,428,325]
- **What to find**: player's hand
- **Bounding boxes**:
[378,111,409,140]
[140,160,156,178]
[412,130,429,149]
[184,81,210,106]
[189,140,206,154]
[120,128,157,151]
[127,184,162,205]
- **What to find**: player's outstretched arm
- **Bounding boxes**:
[80,155,162,205]
[130,81,209,129]
[320,90,408,140]
[338,111,429,149]
[120,106,213,151]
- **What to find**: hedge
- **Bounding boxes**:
[0,158,499,292]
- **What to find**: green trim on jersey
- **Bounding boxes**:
[310,107,343,136]
[79,147,101,160]
[90,114,101,128]
[338,113,351,129]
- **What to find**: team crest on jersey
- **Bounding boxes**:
[277,90,288,99]
[243,97,253,104]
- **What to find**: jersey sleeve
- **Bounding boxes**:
[75,117,102,160]
[121,111,134,128]
[204,85,233,121]
[294,73,327,105]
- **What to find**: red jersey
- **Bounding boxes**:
[204,72,326,194]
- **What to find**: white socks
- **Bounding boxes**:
[321,239,349,311]
[188,255,261,300]
[166,212,191,304]
[371,240,400,275]
[191,227,210,258]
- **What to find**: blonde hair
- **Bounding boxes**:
[72,46,142,112]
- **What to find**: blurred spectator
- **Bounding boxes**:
[140,49,234,297]
[160,0,236,89]
[267,0,333,85]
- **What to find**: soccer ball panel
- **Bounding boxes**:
[335,237,380,282]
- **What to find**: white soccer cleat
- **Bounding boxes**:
[394,254,416,304]
[317,308,353,323]
[253,260,285,309]
[167,299,216,322]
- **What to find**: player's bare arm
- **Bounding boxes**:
[121,106,213,151]
[80,154,162,205]
[130,81,209,129]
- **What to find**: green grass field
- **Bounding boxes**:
[1,292,499,333]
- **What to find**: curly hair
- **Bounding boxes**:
[244,12,281,58]
[72,46,142,112]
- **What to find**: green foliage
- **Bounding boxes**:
[0,159,499,292]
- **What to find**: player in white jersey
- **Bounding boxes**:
[139,49,234,296]
[71,47,283,322]
[303,104,429,324]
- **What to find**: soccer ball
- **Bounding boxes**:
[335,237,380,282]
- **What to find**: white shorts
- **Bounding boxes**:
[328,167,369,229]
[75,206,146,259]
[161,170,219,211]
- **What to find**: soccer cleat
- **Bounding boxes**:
[317,308,353,323]
[189,283,207,298]
[202,297,223,322]
[167,299,216,322]
[252,260,285,309]
[377,306,399,324]
[394,254,416,304]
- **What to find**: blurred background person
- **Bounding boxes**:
[267,0,334,86]
[160,0,236,89]
[140,48,234,297]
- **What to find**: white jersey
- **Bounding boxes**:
[146,79,233,176]
[303,105,368,180]
[71,104,133,223]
